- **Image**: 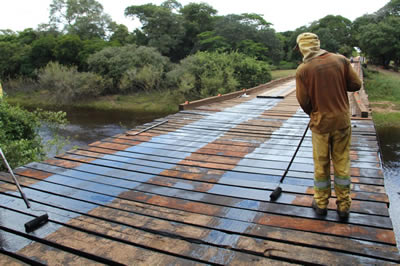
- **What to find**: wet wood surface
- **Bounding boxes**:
[1,72,399,264]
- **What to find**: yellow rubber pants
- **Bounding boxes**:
[312,126,352,212]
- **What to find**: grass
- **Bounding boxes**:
[77,90,181,114]
[364,66,400,127]
[271,69,296,80]
[7,89,182,115]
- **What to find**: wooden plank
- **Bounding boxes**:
[0,249,39,266]
[15,163,390,217]
[3,167,395,244]
[1,181,398,264]
[59,150,386,195]
[22,162,390,216]
[78,145,382,179]
[257,82,296,98]
[0,230,104,265]
[0,207,210,265]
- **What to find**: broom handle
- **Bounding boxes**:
[0,148,31,208]
[279,122,310,183]
[126,120,168,136]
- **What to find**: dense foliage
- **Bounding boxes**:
[38,62,110,102]
[87,44,170,93]
[167,51,271,100]
[353,0,400,68]
[0,99,43,170]
[0,96,69,170]
[1,0,399,98]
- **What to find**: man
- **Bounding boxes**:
[295,32,362,220]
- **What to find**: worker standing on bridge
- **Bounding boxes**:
[295,33,362,220]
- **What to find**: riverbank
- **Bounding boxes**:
[364,66,400,127]
[6,70,297,115]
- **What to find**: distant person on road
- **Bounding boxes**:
[294,32,362,220]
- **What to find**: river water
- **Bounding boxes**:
[39,107,166,158]
[40,108,400,249]
[376,127,400,249]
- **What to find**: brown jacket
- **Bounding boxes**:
[296,52,362,134]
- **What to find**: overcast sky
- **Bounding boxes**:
[0,0,390,33]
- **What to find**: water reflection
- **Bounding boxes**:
[39,107,168,158]
[377,126,400,249]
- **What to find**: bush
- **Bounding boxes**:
[87,44,170,93]
[38,62,110,103]
[231,53,271,89]
[167,51,238,99]
[0,99,43,170]
[167,51,271,100]
[0,99,69,170]
[119,65,163,92]
[3,76,39,93]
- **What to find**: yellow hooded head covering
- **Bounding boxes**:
[296,32,327,63]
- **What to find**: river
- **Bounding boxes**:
[39,107,167,158]
[39,108,400,249]
[376,127,400,249]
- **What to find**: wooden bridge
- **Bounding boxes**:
[0,61,399,265]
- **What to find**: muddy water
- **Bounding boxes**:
[39,107,167,158]
[376,127,400,248]
[40,108,400,249]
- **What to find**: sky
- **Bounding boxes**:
[0,0,391,33]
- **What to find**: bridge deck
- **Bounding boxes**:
[1,71,399,264]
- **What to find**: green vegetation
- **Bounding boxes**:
[38,62,110,103]
[364,67,400,127]
[2,0,399,102]
[167,51,271,100]
[0,98,68,170]
[2,0,400,168]
[271,69,296,80]
[0,99,43,170]
[87,44,171,93]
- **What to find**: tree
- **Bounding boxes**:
[78,38,110,71]
[54,34,83,66]
[179,3,217,56]
[195,31,230,52]
[125,2,186,61]
[195,13,282,63]
[376,0,400,18]
[0,41,32,78]
[0,30,18,42]
[16,28,38,45]
[49,0,115,40]
[109,24,135,45]
[358,16,400,68]
[351,14,378,47]
[30,35,57,70]
[87,44,170,93]
[308,15,353,56]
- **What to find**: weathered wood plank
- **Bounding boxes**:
[59,150,387,195]
[21,162,390,216]
[1,183,398,264]
[2,169,395,244]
